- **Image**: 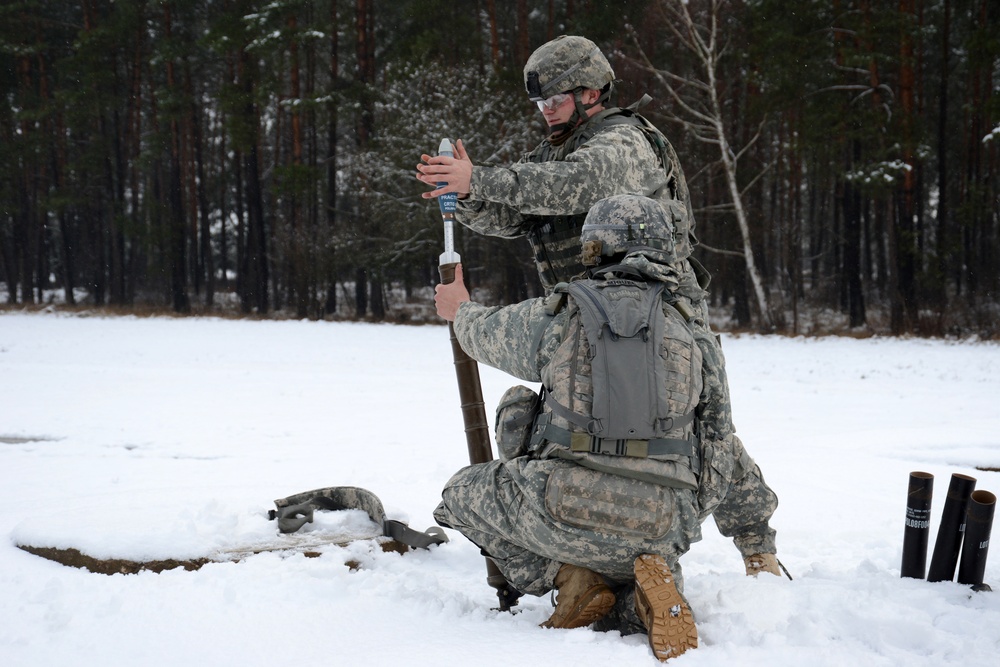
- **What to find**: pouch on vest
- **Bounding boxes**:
[495,385,541,461]
[544,466,675,539]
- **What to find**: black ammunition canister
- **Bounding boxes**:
[956,490,996,587]
[927,474,977,582]
[901,472,934,579]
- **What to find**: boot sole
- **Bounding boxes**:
[541,584,616,629]
[634,554,698,661]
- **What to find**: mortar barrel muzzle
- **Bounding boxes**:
[927,473,977,583]
[901,471,934,579]
[957,490,996,588]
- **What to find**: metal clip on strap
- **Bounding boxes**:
[384,520,448,550]
[568,433,695,458]
[274,503,315,533]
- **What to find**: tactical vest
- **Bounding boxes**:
[523,106,696,292]
[531,273,703,489]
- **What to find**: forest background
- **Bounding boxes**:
[1,0,997,336]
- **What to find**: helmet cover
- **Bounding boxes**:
[524,35,615,101]
[580,195,677,266]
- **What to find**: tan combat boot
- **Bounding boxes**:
[540,564,616,629]
[744,552,781,577]
[633,554,698,661]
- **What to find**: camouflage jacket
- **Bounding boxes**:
[453,297,559,383]
[456,110,695,290]
[457,121,664,226]
[453,282,719,493]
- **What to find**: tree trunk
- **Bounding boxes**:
[355,0,374,146]
[288,14,309,318]
[187,65,214,307]
[896,0,918,330]
[486,0,500,70]
[516,0,530,65]
[844,142,866,328]
[325,1,339,316]
[354,266,368,317]
[935,0,951,301]
[163,4,189,313]
[354,0,377,317]
[699,30,772,328]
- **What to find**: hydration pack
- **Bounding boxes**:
[531,271,703,488]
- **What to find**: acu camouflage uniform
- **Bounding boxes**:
[435,198,768,601]
[455,92,776,560]
[433,279,703,596]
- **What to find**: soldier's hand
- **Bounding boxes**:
[417,139,473,200]
[434,263,471,322]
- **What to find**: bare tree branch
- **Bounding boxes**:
[694,241,745,258]
[625,25,717,125]
[640,0,775,329]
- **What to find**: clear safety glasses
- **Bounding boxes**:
[535,92,573,112]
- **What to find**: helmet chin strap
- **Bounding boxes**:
[547,88,611,139]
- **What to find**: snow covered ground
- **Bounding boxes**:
[1,310,998,666]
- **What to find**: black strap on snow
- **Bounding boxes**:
[269,486,448,550]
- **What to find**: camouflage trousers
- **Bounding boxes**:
[433,456,701,598]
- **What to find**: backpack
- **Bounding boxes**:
[531,271,703,488]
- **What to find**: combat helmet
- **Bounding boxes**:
[580,195,677,267]
[524,35,615,102]
[524,36,615,135]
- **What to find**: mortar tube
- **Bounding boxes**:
[957,490,996,588]
[927,473,977,582]
[901,471,934,579]
[438,261,519,611]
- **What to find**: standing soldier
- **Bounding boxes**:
[417,36,780,577]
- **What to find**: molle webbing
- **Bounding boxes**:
[542,379,695,441]
[533,277,697,455]
[526,214,587,291]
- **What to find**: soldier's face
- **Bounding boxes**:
[539,92,576,127]
[538,89,601,127]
